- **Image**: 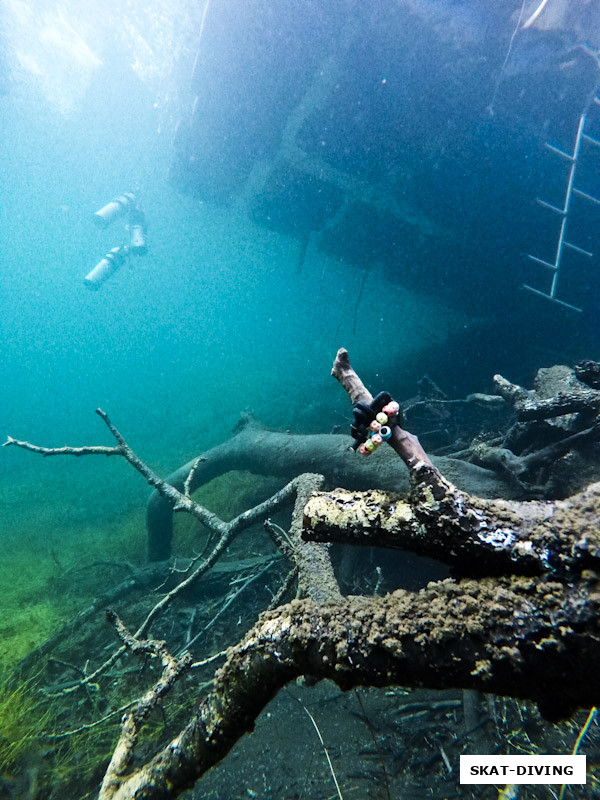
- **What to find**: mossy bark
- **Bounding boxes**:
[304,479,600,577]
[101,573,600,799]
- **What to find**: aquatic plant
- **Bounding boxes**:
[0,672,51,771]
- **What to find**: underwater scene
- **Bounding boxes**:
[2,0,600,798]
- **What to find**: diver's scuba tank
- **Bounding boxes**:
[84,245,129,290]
[93,193,136,228]
[128,207,148,256]
[84,189,148,288]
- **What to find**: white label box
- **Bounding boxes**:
[460,755,586,784]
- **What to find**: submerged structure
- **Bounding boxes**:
[172,0,600,314]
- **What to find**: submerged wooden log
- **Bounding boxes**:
[98,574,600,800]
[493,370,600,422]
[146,421,514,561]
[575,359,600,390]
[303,480,600,576]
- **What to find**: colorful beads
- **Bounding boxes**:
[358,397,399,455]
[382,401,400,417]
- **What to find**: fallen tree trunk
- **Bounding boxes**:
[146,420,515,560]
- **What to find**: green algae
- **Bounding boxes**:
[0,671,52,772]
[0,508,145,670]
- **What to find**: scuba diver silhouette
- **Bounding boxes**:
[84,191,148,289]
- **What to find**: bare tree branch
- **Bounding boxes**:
[493,374,600,422]
[99,611,193,799]
[331,347,435,474]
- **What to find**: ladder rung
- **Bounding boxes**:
[544,142,574,160]
[527,254,557,270]
[583,133,600,147]
[564,241,593,257]
[536,198,565,214]
[523,285,583,312]
[572,188,600,205]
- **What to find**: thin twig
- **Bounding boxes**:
[287,691,344,800]
[44,701,137,740]
[184,456,206,497]
[355,689,392,800]
[2,436,121,457]
[264,518,297,559]
[190,650,228,670]
[178,559,277,656]
[558,707,597,800]
[267,568,298,610]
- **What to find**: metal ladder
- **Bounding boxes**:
[524,97,600,312]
